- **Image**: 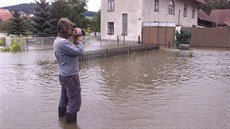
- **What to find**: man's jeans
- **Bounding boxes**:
[59,74,81,113]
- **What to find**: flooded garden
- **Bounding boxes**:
[0,47,230,129]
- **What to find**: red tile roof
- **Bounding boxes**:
[196,0,206,4]
[199,9,230,26]
[210,9,230,26]
[199,10,217,22]
[0,9,12,22]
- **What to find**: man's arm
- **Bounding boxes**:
[62,40,85,56]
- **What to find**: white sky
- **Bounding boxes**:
[0,0,101,12]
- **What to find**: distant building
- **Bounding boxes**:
[198,10,216,27]
[210,9,230,27]
[19,11,27,18]
[0,9,12,22]
[198,9,230,27]
[101,0,205,42]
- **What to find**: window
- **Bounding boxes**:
[108,0,114,12]
[168,0,175,15]
[192,7,195,18]
[183,4,187,17]
[122,13,128,35]
[154,0,159,12]
[107,22,114,35]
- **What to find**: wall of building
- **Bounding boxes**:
[142,0,198,27]
[101,0,200,42]
[101,0,142,42]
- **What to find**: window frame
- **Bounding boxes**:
[183,4,187,17]
[154,0,159,12]
[122,13,128,35]
[168,0,175,15]
[108,0,114,12]
[107,22,114,35]
[192,7,195,18]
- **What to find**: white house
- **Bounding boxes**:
[101,0,205,43]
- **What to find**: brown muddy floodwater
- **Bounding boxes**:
[0,48,230,129]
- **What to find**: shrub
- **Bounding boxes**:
[175,30,192,47]
[9,36,25,52]
[1,35,29,52]
[0,37,6,46]
[1,47,9,52]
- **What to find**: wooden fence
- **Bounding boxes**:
[183,27,230,48]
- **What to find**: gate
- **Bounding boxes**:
[142,22,176,47]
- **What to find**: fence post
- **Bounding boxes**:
[138,35,141,44]
[100,36,102,46]
[40,37,43,49]
[26,39,28,51]
[105,49,108,57]
[117,35,119,45]
[123,35,125,44]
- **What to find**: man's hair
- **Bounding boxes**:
[57,18,74,38]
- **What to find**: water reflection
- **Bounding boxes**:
[0,48,230,129]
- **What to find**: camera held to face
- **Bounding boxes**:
[72,27,85,36]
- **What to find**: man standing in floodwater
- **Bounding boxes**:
[53,18,85,123]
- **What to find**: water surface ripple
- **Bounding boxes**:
[0,48,229,129]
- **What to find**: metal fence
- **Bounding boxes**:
[27,37,56,50]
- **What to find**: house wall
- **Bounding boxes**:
[101,0,200,42]
[101,0,142,42]
[142,0,198,26]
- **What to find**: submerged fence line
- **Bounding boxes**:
[81,44,159,60]
[25,36,160,60]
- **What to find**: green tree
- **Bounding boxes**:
[50,0,87,28]
[50,0,70,25]
[21,17,36,35]
[91,10,101,35]
[69,0,87,27]
[0,22,5,32]
[32,0,56,37]
[6,10,28,35]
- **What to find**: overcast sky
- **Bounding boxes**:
[0,0,101,12]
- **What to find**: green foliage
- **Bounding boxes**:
[32,0,56,37]
[0,22,5,32]
[50,0,87,28]
[0,37,6,46]
[1,47,10,52]
[90,10,101,34]
[5,10,34,35]
[175,30,192,47]
[69,0,87,27]
[10,36,25,52]
[1,35,29,52]
[187,51,193,58]
[202,0,230,14]
[6,10,25,35]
